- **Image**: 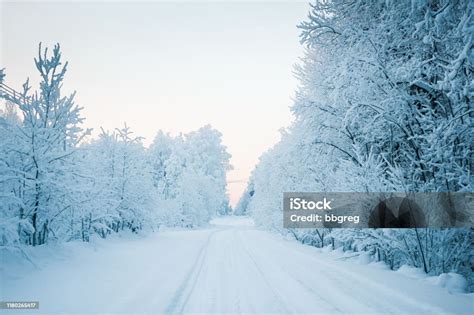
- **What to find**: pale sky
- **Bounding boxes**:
[0,0,308,206]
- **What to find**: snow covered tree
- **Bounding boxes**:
[239,0,473,288]
[297,0,473,192]
[148,125,232,227]
[1,44,90,245]
[183,125,232,216]
[233,180,254,216]
[80,125,157,237]
[0,78,29,245]
[148,131,176,199]
[1,44,233,246]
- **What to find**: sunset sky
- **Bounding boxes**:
[0,0,309,206]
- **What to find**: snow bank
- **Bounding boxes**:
[431,273,469,293]
[396,265,428,279]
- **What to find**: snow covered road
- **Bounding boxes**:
[1,216,472,314]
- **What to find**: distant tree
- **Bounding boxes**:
[149,125,232,227]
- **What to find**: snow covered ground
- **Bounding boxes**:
[1,216,472,314]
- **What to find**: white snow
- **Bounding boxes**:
[1,216,472,314]
[430,273,470,294]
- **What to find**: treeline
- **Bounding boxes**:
[237,0,473,289]
[0,44,231,246]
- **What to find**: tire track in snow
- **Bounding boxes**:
[235,230,293,314]
[229,229,253,314]
[315,257,447,314]
[247,236,391,313]
[228,230,243,314]
[241,235,343,313]
[271,238,444,314]
[251,231,449,314]
[164,229,221,314]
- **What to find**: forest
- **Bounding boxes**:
[235,0,473,290]
[0,46,232,246]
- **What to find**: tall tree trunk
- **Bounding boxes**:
[415,227,428,273]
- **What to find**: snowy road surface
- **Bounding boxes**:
[2,216,472,314]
